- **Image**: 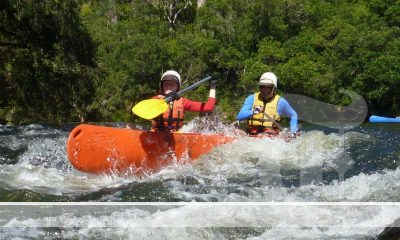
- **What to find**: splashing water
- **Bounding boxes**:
[0,121,399,238]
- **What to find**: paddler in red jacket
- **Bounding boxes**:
[151,70,216,132]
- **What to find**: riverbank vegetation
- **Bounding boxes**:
[1,0,399,124]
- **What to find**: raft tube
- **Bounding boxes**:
[66,124,236,174]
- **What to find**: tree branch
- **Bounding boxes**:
[0,41,26,48]
[0,26,20,38]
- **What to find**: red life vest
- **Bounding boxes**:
[151,95,184,131]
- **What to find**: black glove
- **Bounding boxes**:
[209,80,217,88]
[289,133,297,139]
[165,91,180,102]
[253,105,263,115]
[284,132,297,142]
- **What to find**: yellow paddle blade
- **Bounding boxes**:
[132,99,168,120]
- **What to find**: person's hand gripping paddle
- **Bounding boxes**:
[132,76,213,120]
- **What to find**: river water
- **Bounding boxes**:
[0,120,399,239]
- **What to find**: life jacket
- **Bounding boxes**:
[151,95,184,132]
[247,93,281,134]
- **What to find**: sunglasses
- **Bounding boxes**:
[259,85,273,90]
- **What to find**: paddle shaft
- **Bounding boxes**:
[263,112,285,131]
[165,76,213,102]
[132,75,213,119]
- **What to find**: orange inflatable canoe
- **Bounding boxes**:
[66,124,237,174]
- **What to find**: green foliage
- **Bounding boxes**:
[0,0,97,124]
[2,0,400,124]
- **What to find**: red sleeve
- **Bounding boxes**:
[182,97,216,112]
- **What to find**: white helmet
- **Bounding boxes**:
[161,70,181,88]
[258,72,277,88]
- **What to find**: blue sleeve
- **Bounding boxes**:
[237,95,255,121]
[277,98,298,133]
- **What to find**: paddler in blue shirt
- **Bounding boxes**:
[237,72,298,138]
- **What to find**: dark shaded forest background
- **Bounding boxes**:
[1,0,399,125]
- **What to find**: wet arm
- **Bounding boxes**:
[183,97,216,112]
[237,95,255,121]
[277,98,298,133]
